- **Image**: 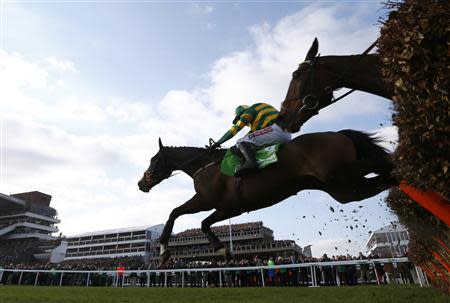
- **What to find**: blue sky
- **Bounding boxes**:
[0,1,398,257]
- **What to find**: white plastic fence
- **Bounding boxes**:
[0,257,429,288]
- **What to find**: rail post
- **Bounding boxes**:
[260,268,265,287]
[18,271,23,285]
[34,272,39,286]
[86,272,90,287]
[59,272,64,286]
[372,261,380,285]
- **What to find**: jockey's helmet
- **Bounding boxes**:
[233,105,249,123]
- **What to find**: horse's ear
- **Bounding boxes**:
[305,38,319,61]
[158,138,164,150]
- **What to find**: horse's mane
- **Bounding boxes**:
[164,146,227,160]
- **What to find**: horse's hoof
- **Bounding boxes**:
[160,251,171,265]
[217,247,232,260]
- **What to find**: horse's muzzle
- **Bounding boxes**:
[138,172,153,193]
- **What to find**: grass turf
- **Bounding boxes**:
[0,285,447,303]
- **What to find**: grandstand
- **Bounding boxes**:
[149,221,304,261]
[64,224,164,260]
[0,191,62,263]
[365,223,409,256]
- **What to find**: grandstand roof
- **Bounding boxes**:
[373,223,407,234]
[0,192,26,212]
[11,191,52,207]
[69,224,164,238]
[174,221,270,238]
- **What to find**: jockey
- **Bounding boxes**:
[210,103,291,176]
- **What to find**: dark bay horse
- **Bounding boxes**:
[279,38,394,132]
[138,130,395,264]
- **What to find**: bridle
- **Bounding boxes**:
[286,57,329,116]
[284,40,378,117]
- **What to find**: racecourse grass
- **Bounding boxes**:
[0,285,447,303]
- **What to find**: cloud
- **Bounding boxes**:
[190,4,214,15]
[374,126,398,152]
[204,4,382,123]
[42,57,78,74]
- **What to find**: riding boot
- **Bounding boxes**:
[235,142,258,176]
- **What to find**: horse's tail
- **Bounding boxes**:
[339,129,390,161]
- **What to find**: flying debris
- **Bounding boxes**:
[350,226,354,230]
[302,216,306,218]
[339,209,344,213]
[368,231,372,234]
[318,231,322,236]
[348,239,352,243]
[335,247,338,250]
[329,206,335,213]
[358,206,363,208]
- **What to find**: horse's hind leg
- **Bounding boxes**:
[201,210,236,259]
[159,194,207,264]
[342,159,394,179]
[331,175,394,203]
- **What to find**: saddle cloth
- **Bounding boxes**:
[220,144,280,176]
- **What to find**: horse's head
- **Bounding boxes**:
[138,138,173,193]
[279,38,334,132]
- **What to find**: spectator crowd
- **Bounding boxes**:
[0,252,414,288]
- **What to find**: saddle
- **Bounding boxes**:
[220,144,281,176]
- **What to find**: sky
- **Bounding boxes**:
[0,1,399,257]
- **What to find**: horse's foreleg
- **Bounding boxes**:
[201,210,236,259]
[159,194,205,264]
